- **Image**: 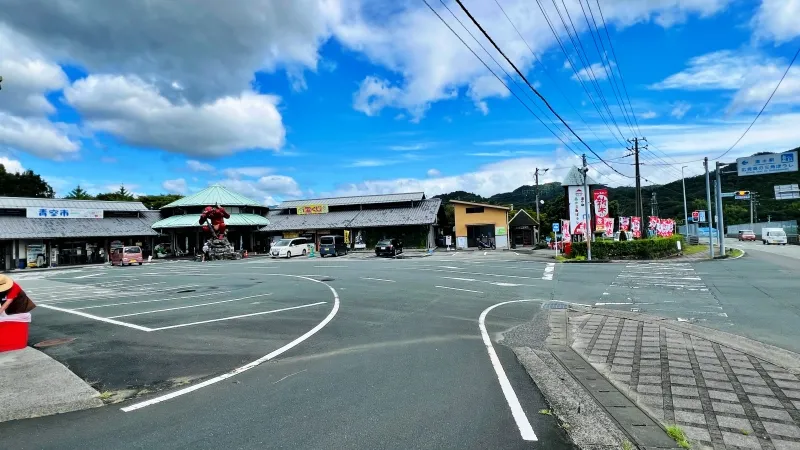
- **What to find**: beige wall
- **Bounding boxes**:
[453,204,509,237]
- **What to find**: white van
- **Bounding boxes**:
[761,228,787,245]
[270,237,309,258]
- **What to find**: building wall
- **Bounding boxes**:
[453,204,509,248]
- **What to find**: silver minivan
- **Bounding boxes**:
[271,238,309,258]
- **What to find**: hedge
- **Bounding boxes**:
[569,235,685,260]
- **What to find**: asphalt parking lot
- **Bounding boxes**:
[6,247,800,449]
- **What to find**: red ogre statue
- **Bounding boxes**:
[199,203,230,240]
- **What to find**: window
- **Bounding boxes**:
[124,247,141,253]
[466,206,484,214]
[320,237,334,245]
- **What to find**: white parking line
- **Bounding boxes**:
[122,275,340,412]
[313,265,348,268]
[72,273,103,279]
[107,293,274,318]
[434,285,483,294]
[361,277,395,283]
[479,300,537,441]
[148,302,327,331]
[37,304,153,332]
[541,263,555,280]
[72,290,234,310]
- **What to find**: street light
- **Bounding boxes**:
[681,166,689,236]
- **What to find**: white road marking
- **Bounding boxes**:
[434,285,483,294]
[107,294,274,318]
[37,304,153,332]
[72,273,103,279]
[361,277,395,283]
[122,275,340,412]
[441,266,462,269]
[72,290,234,310]
[541,263,555,280]
[440,276,528,288]
[479,300,538,442]
[441,276,476,282]
[313,265,348,268]
[595,302,634,306]
[273,369,307,385]
[148,302,327,331]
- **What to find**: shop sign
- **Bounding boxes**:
[283,231,300,238]
[495,226,507,236]
[297,204,328,215]
[27,207,103,219]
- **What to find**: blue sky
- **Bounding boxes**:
[1,0,799,205]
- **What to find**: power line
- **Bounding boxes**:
[492,0,627,155]
[452,0,633,179]
[419,0,584,158]
[714,45,800,160]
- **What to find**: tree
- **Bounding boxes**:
[64,185,94,200]
[0,165,55,198]
[95,184,135,202]
[137,194,183,210]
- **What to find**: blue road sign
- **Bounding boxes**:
[552,223,560,232]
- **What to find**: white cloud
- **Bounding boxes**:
[217,175,302,205]
[389,143,431,151]
[651,50,800,113]
[640,111,658,119]
[162,178,188,194]
[571,62,614,82]
[426,168,441,177]
[468,150,538,157]
[670,102,692,119]
[751,0,800,44]
[222,166,274,178]
[474,137,557,146]
[187,160,216,172]
[64,75,286,157]
[349,159,397,168]
[0,112,80,159]
[0,157,24,174]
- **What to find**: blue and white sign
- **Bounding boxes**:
[26,207,104,219]
[737,151,798,177]
[552,223,560,232]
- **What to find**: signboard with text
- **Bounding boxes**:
[26,207,103,219]
[737,151,797,176]
[593,188,609,232]
[296,204,329,215]
[775,184,800,200]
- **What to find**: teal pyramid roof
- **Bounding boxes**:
[161,184,262,209]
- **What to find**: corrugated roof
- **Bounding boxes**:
[161,185,261,209]
[0,217,159,239]
[277,192,425,208]
[261,199,441,231]
[0,197,148,211]
[450,200,511,210]
[509,209,537,226]
[151,213,270,229]
[562,166,599,186]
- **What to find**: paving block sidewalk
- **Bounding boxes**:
[570,310,800,449]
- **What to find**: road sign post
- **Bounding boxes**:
[552,223,560,257]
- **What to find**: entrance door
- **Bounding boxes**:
[466,224,495,248]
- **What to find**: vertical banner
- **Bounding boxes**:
[631,217,642,238]
[593,188,609,232]
[562,220,571,243]
[603,218,615,238]
[567,186,586,236]
[620,216,630,232]
[648,216,660,230]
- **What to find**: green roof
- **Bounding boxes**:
[151,213,269,229]
[161,184,262,209]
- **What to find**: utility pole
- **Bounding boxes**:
[681,166,689,237]
[750,194,754,229]
[651,192,659,217]
[581,154,592,261]
[628,137,647,237]
[534,168,549,244]
[715,162,725,256]
[704,157,714,258]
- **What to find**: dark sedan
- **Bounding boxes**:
[375,238,403,257]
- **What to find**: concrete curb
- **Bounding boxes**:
[573,307,800,374]
[0,347,103,423]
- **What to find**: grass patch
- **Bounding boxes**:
[98,391,114,401]
[621,440,633,450]
[740,429,750,436]
[682,244,708,256]
[666,424,690,449]
[538,409,552,415]
[727,248,744,258]
[555,255,568,262]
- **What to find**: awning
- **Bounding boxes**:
[0,217,159,240]
[151,213,270,229]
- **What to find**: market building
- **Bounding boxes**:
[262,192,443,249]
[508,209,538,247]
[0,196,159,270]
[450,200,511,249]
[151,184,270,256]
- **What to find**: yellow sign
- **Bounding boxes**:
[297,204,328,215]
[283,231,299,238]
[344,230,350,243]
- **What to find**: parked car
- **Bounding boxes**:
[375,238,403,257]
[737,230,756,241]
[762,228,788,245]
[111,246,143,266]
[320,235,348,257]
[271,238,309,258]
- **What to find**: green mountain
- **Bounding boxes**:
[434,149,800,226]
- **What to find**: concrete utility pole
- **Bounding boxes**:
[651,192,658,217]
[681,166,689,236]
[715,162,725,256]
[534,167,548,244]
[632,138,642,226]
[581,154,592,261]
[704,157,714,258]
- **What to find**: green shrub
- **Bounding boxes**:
[570,235,684,260]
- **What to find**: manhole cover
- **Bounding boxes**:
[319,277,335,282]
[176,289,196,293]
[543,302,569,309]
[34,337,76,348]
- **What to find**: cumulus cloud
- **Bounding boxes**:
[426,168,441,177]
[217,175,302,206]
[187,160,215,172]
[0,113,80,159]
[670,102,692,119]
[750,0,800,44]
[162,178,188,194]
[64,75,286,157]
[0,156,24,174]
[571,62,614,82]
[222,166,274,178]
[640,111,658,119]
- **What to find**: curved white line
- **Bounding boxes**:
[479,300,538,442]
[122,275,340,412]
